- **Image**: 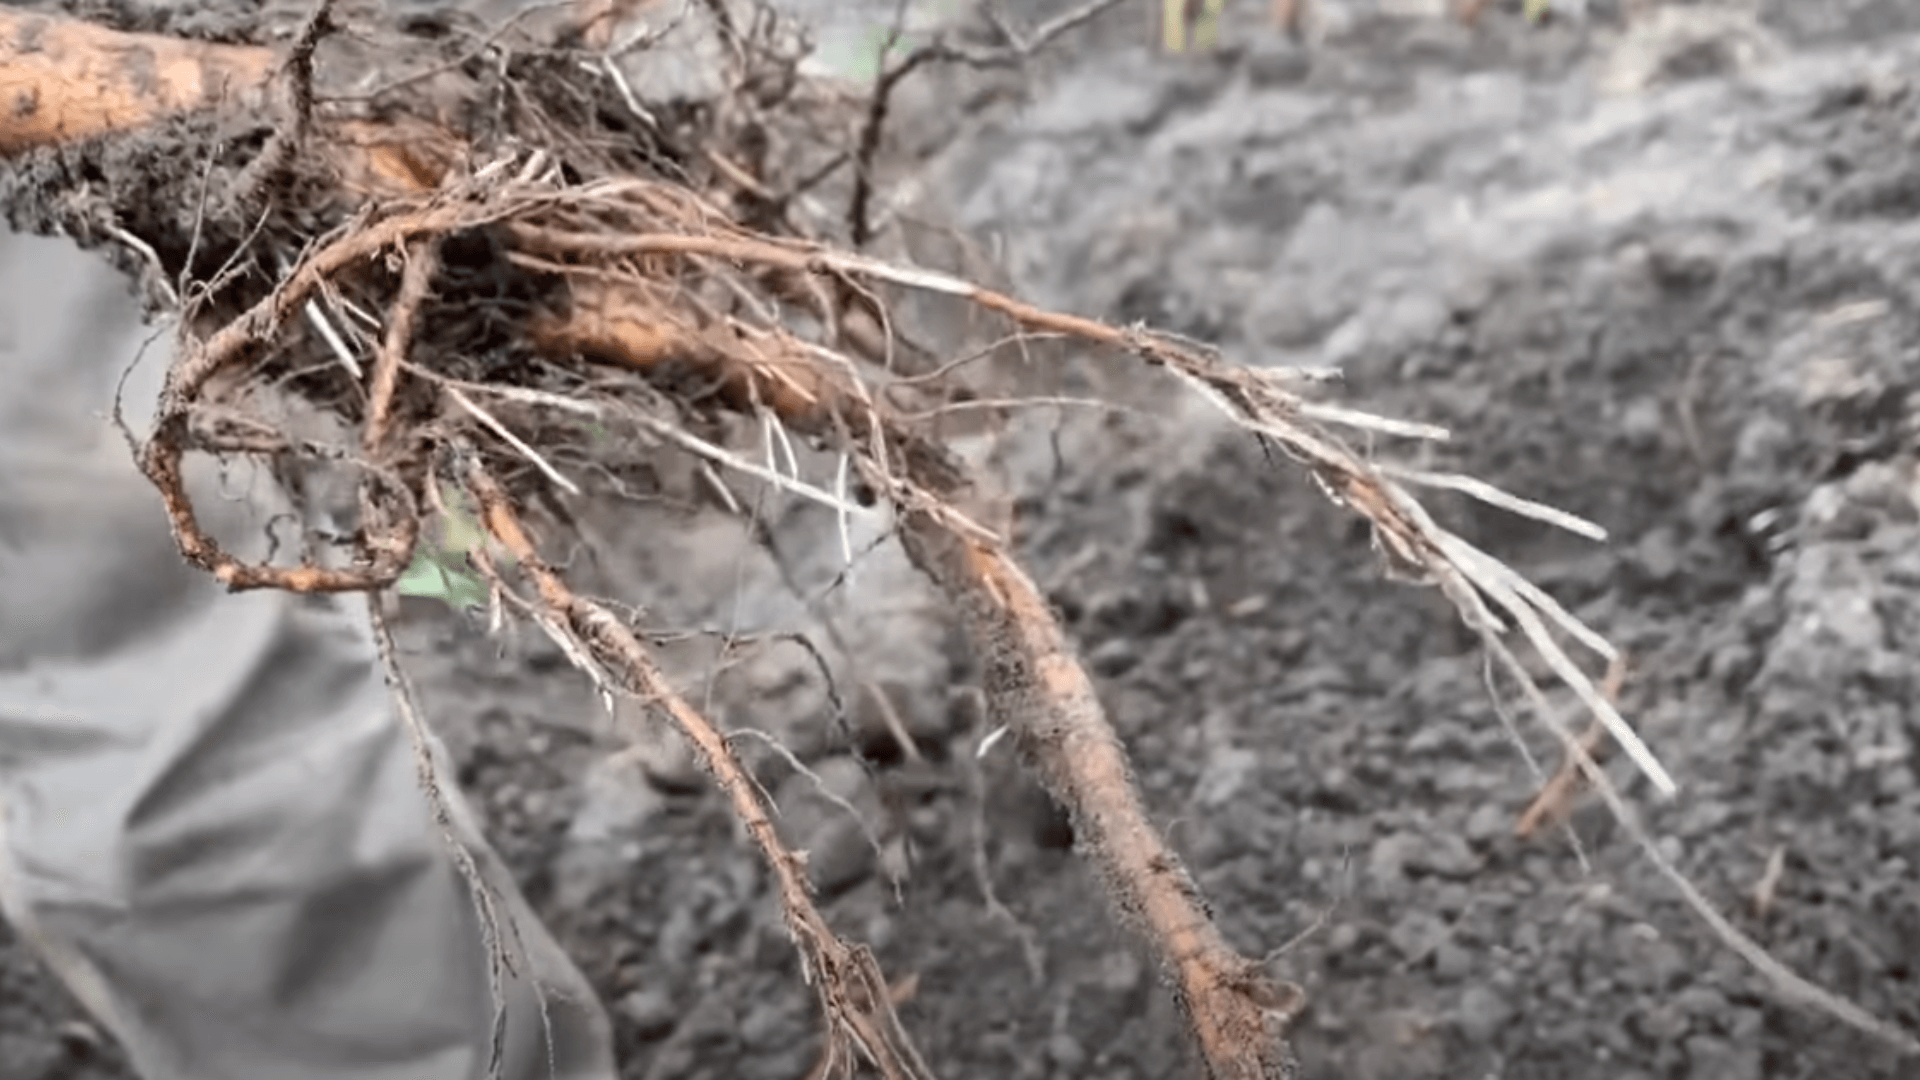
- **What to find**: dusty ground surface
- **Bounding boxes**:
[5,1,1920,1078]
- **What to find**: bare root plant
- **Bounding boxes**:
[2,0,1915,1075]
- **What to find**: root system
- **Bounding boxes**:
[3,0,1913,1074]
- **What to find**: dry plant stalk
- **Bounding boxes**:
[3,1,1916,1073]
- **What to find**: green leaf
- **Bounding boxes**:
[394,552,490,611]
[391,483,508,613]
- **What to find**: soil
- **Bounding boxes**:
[5,2,1920,1079]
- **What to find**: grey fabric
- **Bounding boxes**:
[0,229,617,1080]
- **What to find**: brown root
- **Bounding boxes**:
[900,524,1306,1077]
[0,9,275,154]
[468,465,936,1080]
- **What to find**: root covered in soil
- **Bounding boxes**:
[3,0,1915,1074]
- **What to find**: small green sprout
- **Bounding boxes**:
[1164,0,1226,53]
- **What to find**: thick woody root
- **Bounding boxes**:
[904,526,1306,1078]
[0,9,274,154]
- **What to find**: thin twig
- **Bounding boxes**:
[365,240,439,452]
[729,726,901,895]
[337,0,575,102]
[848,0,1127,245]
[451,387,584,496]
[367,598,517,1079]
[1514,657,1626,841]
[105,223,181,309]
[1383,464,1608,541]
[303,296,364,378]
[861,681,922,764]
[627,408,876,519]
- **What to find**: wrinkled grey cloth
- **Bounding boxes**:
[0,230,617,1080]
